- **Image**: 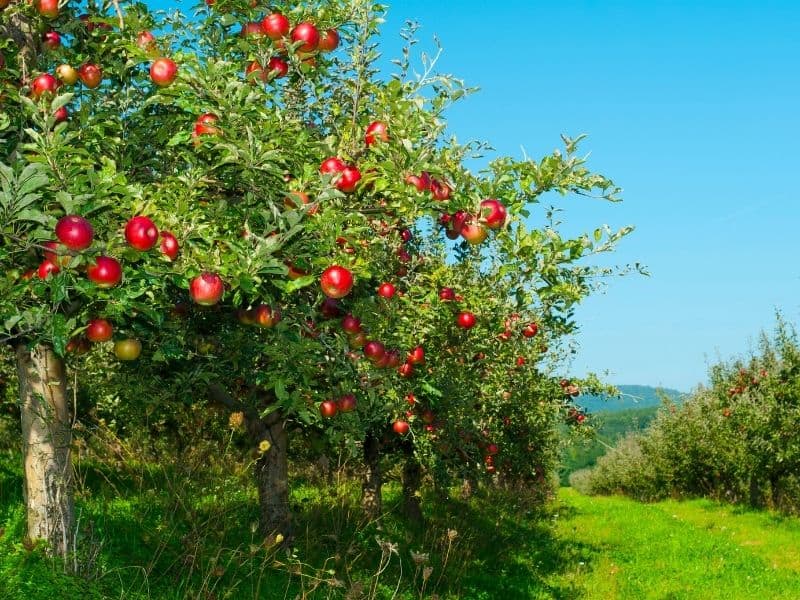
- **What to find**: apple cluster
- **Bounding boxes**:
[235,11,339,82]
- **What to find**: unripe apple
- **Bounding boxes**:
[56,64,79,86]
[114,339,142,361]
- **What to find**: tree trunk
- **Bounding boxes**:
[15,343,75,557]
[254,413,291,545]
[748,475,764,508]
[361,432,382,520]
[460,476,477,500]
[207,384,292,546]
[402,458,423,524]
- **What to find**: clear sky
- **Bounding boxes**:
[150,1,800,391]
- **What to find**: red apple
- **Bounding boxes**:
[150,57,178,87]
[42,241,71,267]
[261,13,290,39]
[377,282,396,299]
[252,304,279,328]
[405,172,431,192]
[337,394,356,413]
[114,339,142,361]
[31,73,58,99]
[66,337,90,355]
[386,350,402,368]
[159,230,179,260]
[480,199,507,229]
[405,393,416,405]
[318,28,340,52]
[460,219,488,245]
[407,346,424,365]
[87,256,122,288]
[86,318,113,343]
[365,121,388,146]
[430,178,451,201]
[136,30,156,50]
[320,265,353,298]
[290,22,319,53]
[53,106,68,123]
[55,215,93,251]
[190,272,224,306]
[194,113,220,137]
[457,311,476,329]
[267,56,289,78]
[392,419,410,435]
[241,21,262,37]
[78,63,102,89]
[245,60,268,82]
[42,30,61,50]
[364,341,386,363]
[487,443,499,455]
[398,362,414,378]
[37,260,60,279]
[336,166,361,193]
[319,297,343,319]
[125,215,159,251]
[341,314,361,334]
[320,400,338,418]
[320,157,346,175]
[522,323,539,338]
[439,287,456,301]
[400,229,413,243]
[35,0,58,18]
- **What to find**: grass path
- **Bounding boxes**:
[550,488,800,599]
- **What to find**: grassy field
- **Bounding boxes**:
[551,488,800,599]
[1,446,799,599]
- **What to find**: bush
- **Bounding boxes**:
[579,317,800,513]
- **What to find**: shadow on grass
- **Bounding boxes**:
[2,454,600,599]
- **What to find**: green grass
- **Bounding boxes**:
[551,488,800,599]
[2,446,800,599]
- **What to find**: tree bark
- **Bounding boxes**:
[361,432,382,520]
[402,457,423,524]
[15,343,75,557]
[254,412,291,544]
[460,476,477,500]
[208,384,291,545]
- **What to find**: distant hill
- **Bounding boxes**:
[560,405,658,483]
[579,384,686,413]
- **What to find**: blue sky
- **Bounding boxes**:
[151,1,800,391]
